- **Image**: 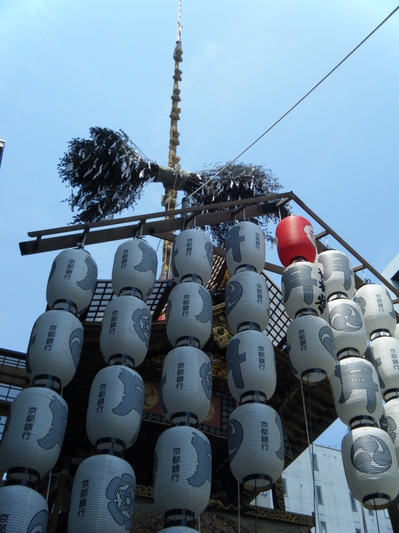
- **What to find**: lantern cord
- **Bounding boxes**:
[180,4,399,205]
[300,377,320,532]
[375,501,381,533]
[238,480,241,533]
[361,504,369,533]
[46,470,52,503]
[325,235,329,249]
[255,478,258,533]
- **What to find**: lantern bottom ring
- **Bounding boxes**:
[328,292,348,302]
[289,256,307,264]
[181,274,203,285]
[295,308,318,319]
[370,329,391,341]
[235,264,257,274]
[337,348,361,361]
[384,388,399,402]
[237,322,261,333]
[95,436,126,457]
[170,411,200,428]
[300,368,327,384]
[363,492,392,511]
[242,473,273,491]
[240,390,267,404]
[176,336,200,348]
[52,298,78,316]
[164,508,197,529]
[119,286,143,300]
[349,415,377,429]
[32,374,62,393]
[6,466,40,488]
[108,353,136,369]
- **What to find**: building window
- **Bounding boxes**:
[349,493,357,512]
[368,509,374,516]
[312,452,319,471]
[355,529,361,533]
[384,508,390,519]
[316,485,324,505]
[282,477,287,496]
[320,521,327,533]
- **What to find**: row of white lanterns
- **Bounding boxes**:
[68,238,158,532]
[154,227,213,531]
[224,221,285,493]
[276,214,399,511]
[0,246,97,531]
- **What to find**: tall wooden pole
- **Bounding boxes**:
[161,0,183,279]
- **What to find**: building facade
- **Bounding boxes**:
[257,443,393,533]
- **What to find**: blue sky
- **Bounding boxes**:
[1,1,398,447]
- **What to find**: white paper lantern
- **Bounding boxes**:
[281,261,326,319]
[26,309,84,389]
[0,387,68,482]
[226,330,276,403]
[354,284,396,339]
[326,299,367,359]
[68,454,136,533]
[46,248,97,317]
[228,403,284,491]
[100,295,152,368]
[366,336,399,401]
[286,315,336,382]
[86,366,144,452]
[342,426,399,509]
[225,271,270,333]
[171,228,213,285]
[0,484,48,532]
[225,221,265,275]
[167,282,212,348]
[330,357,383,428]
[317,250,355,300]
[380,398,399,463]
[161,346,212,426]
[394,324,399,342]
[153,426,212,526]
[112,238,158,300]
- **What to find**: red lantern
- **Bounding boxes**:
[276,216,317,267]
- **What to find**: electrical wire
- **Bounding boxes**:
[300,377,319,532]
[183,5,399,203]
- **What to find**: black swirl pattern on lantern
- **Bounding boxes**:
[380,415,397,444]
[350,434,392,474]
[330,303,363,332]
